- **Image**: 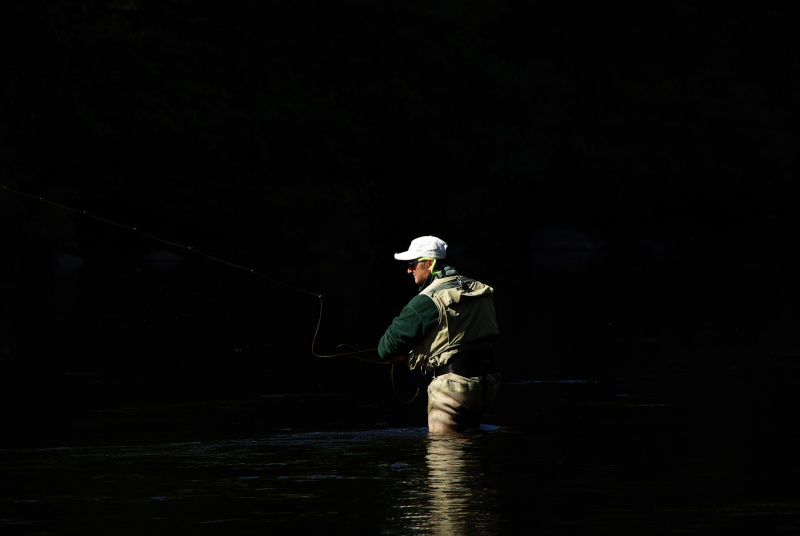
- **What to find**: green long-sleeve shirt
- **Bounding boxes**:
[377,292,440,360]
[377,265,458,360]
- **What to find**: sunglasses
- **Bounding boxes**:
[407,259,425,269]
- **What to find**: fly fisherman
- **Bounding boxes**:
[378,236,501,434]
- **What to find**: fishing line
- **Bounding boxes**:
[2,184,386,364]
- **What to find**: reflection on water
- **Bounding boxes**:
[421,431,500,535]
[385,427,501,535]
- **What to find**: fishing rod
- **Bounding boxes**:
[1,184,385,364]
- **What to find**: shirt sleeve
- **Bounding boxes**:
[377,294,439,360]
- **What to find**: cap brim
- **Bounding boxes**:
[393,251,419,261]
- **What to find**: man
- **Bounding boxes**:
[378,235,501,434]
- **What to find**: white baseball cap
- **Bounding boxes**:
[394,236,448,260]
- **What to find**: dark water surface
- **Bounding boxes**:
[2,255,800,534]
[2,373,799,535]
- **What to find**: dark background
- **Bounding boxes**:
[1,0,798,429]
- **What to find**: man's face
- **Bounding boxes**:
[407,258,432,285]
